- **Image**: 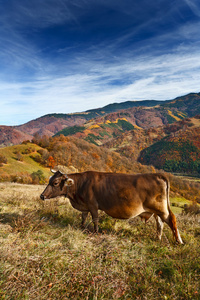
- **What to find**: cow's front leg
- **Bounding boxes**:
[93,217,99,233]
[89,209,99,233]
[81,211,89,228]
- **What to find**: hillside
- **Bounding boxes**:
[0,143,51,183]
[30,135,156,175]
[103,116,200,160]
[0,92,199,146]
[1,134,199,203]
[138,116,200,174]
[0,137,157,184]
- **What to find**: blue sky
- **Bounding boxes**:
[0,0,200,125]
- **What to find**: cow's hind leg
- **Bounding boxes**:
[154,215,164,241]
[140,213,164,240]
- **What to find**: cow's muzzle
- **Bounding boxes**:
[40,194,45,201]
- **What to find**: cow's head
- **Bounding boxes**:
[40,169,74,200]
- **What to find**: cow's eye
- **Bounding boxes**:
[53,181,59,186]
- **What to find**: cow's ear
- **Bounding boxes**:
[65,178,74,186]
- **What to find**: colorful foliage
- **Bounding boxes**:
[139,138,200,174]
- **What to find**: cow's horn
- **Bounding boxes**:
[58,169,65,175]
[57,169,68,176]
[51,169,57,173]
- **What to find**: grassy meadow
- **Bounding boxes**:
[0,183,199,300]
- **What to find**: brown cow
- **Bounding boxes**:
[40,170,183,244]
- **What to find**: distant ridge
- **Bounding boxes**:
[85,100,165,114]
[45,99,164,121]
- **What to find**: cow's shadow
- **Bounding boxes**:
[0,212,21,233]
[0,210,156,239]
[0,212,20,225]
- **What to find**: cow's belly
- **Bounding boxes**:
[97,189,144,219]
[103,204,144,219]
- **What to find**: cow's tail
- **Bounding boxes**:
[165,177,183,244]
[166,179,177,232]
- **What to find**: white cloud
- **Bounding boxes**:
[0,47,200,125]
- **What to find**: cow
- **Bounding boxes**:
[40,170,183,244]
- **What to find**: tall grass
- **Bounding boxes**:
[0,183,199,299]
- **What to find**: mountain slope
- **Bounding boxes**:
[0,126,32,147]
[54,106,187,145]
[16,99,165,137]
[0,92,199,146]
[162,93,200,117]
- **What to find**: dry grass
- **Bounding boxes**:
[0,183,199,299]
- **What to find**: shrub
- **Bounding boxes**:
[16,152,23,162]
[183,203,200,215]
[31,154,42,164]
[9,173,32,184]
[31,170,46,184]
[0,154,8,164]
[22,147,35,154]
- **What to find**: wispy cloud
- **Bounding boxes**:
[184,0,200,17]
[1,0,81,29]
[1,45,200,125]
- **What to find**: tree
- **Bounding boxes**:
[48,156,56,168]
